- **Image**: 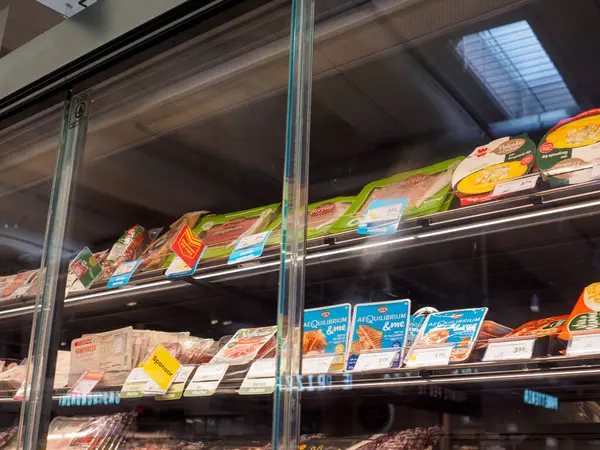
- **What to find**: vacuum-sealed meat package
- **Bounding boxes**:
[101,225,149,279]
[211,326,277,365]
[333,158,463,234]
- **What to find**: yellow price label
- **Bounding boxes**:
[143,344,181,391]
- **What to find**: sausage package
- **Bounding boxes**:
[410,308,488,362]
[332,158,463,234]
[346,299,411,370]
[182,203,280,261]
[538,109,600,187]
[452,135,537,205]
[211,326,277,365]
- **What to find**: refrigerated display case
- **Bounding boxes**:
[5,0,600,448]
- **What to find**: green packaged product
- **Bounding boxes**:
[266,196,355,246]
[331,157,464,234]
[165,203,280,263]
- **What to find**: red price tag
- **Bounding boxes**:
[170,225,206,269]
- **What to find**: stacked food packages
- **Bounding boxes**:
[69,327,216,386]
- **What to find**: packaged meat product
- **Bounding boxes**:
[70,327,134,383]
[350,426,444,450]
[178,337,215,364]
[452,135,537,206]
[47,413,134,450]
[406,307,439,347]
[508,316,568,338]
[346,299,410,370]
[102,225,149,278]
[211,326,277,365]
[139,211,208,271]
[1,270,38,299]
[170,204,281,262]
[267,197,355,246]
[332,158,463,234]
[0,275,16,299]
[410,308,488,362]
[538,109,600,187]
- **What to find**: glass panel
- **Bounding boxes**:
[291,0,600,448]
[0,103,64,443]
[22,0,293,448]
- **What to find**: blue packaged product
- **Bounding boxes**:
[347,299,411,370]
[413,308,488,362]
[303,304,351,355]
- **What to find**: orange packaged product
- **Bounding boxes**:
[558,283,600,342]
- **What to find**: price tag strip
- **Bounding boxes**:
[228,231,272,264]
[352,350,398,373]
[302,355,336,375]
[491,174,539,197]
[107,260,142,288]
[184,363,229,397]
[239,358,276,395]
[156,365,195,401]
[68,370,104,396]
[120,368,148,399]
[482,338,535,362]
[357,199,409,235]
[406,344,454,368]
[567,332,600,357]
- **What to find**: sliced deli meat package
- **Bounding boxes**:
[346,299,411,370]
[332,158,463,234]
[410,308,488,362]
[538,109,600,187]
[267,197,355,245]
[303,304,351,371]
[180,203,280,261]
[211,326,277,365]
[452,135,537,206]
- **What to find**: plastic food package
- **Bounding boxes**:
[347,300,411,370]
[70,327,134,385]
[211,326,277,365]
[333,158,463,234]
[303,304,351,355]
[558,282,600,344]
[267,197,355,246]
[0,270,38,299]
[410,308,488,362]
[178,337,215,364]
[452,135,537,205]
[538,109,600,187]
[101,225,149,279]
[139,211,209,271]
[47,413,134,450]
[182,204,280,261]
[0,360,27,391]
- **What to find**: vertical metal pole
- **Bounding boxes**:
[17,90,91,449]
[272,0,314,446]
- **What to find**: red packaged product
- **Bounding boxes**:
[102,225,148,278]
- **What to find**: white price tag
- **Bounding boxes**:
[483,339,535,362]
[568,333,600,356]
[406,346,452,368]
[363,204,402,224]
[239,377,275,395]
[247,358,276,379]
[353,351,397,372]
[236,231,271,250]
[492,174,539,197]
[191,364,229,382]
[302,355,336,375]
[37,0,97,17]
